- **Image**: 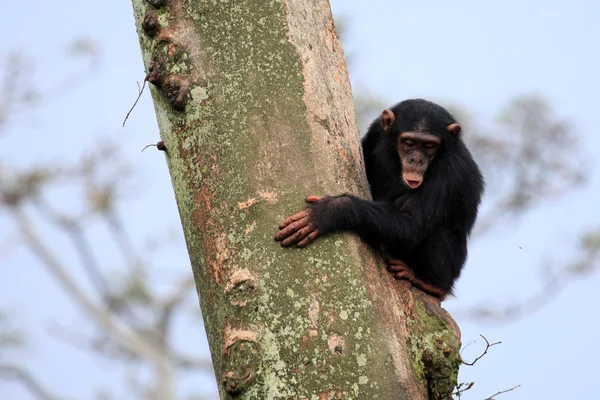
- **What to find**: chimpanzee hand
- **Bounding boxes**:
[275,195,346,248]
[274,196,324,247]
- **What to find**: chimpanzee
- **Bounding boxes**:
[274,99,484,300]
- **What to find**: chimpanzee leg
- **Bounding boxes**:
[386,259,447,300]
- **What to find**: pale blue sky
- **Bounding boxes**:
[1,0,599,399]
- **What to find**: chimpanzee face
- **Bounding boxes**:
[397,131,440,189]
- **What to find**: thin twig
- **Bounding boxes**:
[456,273,563,323]
[453,381,474,399]
[13,206,169,367]
[65,224,112,298]
[142,143,157,152]
[32,198,111,304]
[46,322,102,354]
[160,276,196,312]
[457,227,600,323]
[46,322,136,362]
[105,210,143,271]
[0,364,64,400]
[0,232,20,261]
[122,79,147,127]
[173,352,213,371]
[142,141,166,152]
[460,339,477,353]
[484,384,521,399]
[462,335,501,366]
[157,276,196,341]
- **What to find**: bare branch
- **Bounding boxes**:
[461,335,501,366]
[0,364,65,400]
[460,339,477,353]
[484,385,521,399]
[33,197,111,303]
[105,210,142,271]
[160,276,196,312]
[142,141,166,152]
[0,52,36,130]
[459,228,600,323]
[46,322,140,363]
[459,275,562,322]
[12,206,170,367]
[452,381,474,399]
[122,79,147,127]
[173,353,213,372]
[63,223,112,300]
[0,311,25,348]
[47,322,103,353]
[0,231,20,262]
[155,275,196,343]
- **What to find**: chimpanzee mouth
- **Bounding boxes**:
[403,176,422,189]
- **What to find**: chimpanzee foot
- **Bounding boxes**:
[386,259,446,300]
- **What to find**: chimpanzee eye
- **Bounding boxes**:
[424,143,435,149]
[404,140,414,146]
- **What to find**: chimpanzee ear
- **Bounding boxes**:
[381,109,396,131]
[447,123,462,136]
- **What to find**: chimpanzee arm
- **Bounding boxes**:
[274,194,434,250]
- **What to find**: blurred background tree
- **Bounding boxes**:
[1,1,598,399]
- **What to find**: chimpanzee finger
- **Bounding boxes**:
[281,225,314,247]
[274,216,310,241]
[387,264,406,273]
[305,195,324,203]
[278,210,310,229]
[394,271,412,281]
[386,258,405,266]
[297,230,320,248]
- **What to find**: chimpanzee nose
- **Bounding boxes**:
[410,155,425,165]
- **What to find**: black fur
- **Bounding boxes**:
[313,99,484,294]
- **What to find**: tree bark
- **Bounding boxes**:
[130,0,461,398]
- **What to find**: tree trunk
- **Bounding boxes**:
[130,0,461,398]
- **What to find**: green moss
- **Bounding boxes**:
[407,300,461,399]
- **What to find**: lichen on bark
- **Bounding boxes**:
[129,0,462,398]
[407,294,462,399]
